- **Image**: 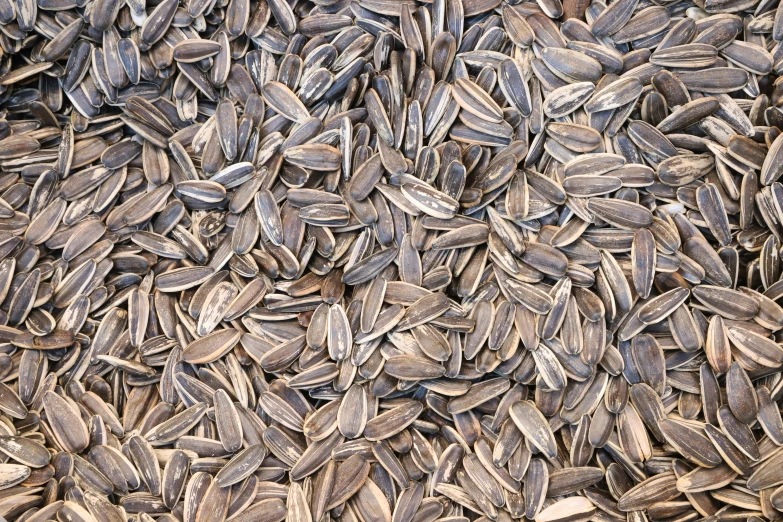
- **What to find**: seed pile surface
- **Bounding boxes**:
[1,0,783,521]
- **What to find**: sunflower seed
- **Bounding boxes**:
[0,3,774,521]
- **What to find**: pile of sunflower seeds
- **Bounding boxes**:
[5,0,783,520]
